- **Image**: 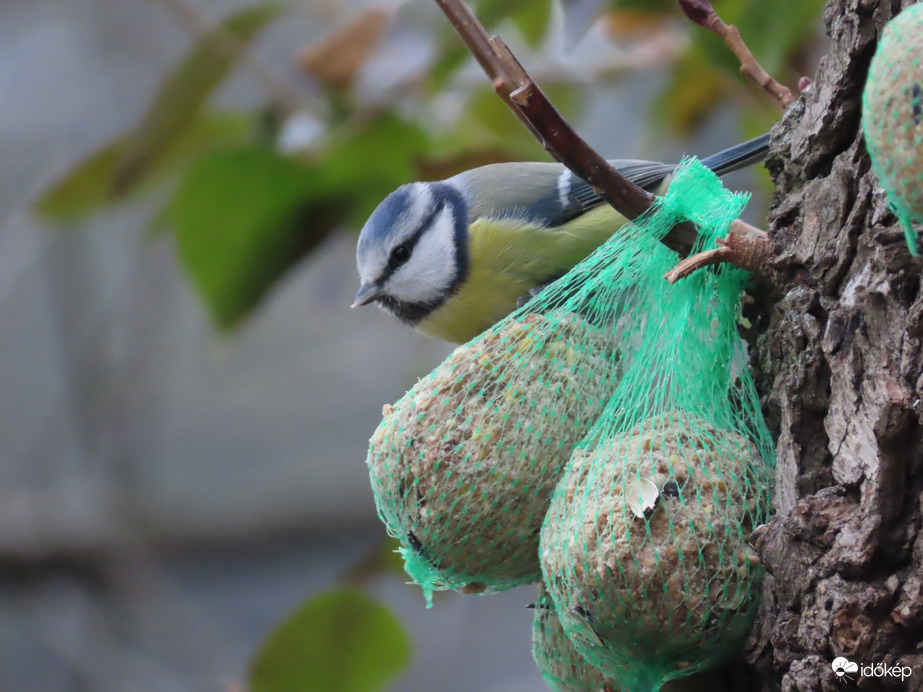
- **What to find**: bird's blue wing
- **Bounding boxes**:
[454,160,674,228]
[559,133,772,225]
[452,133,770,229]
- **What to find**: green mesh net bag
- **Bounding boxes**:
[367,310,621,603]
[533,582,736,692]
[533,583,618,692]
[862,2,923,255]
[537,164,775,691]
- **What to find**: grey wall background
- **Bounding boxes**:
[0,1,768,690]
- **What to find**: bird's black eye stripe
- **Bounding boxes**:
[380,199,445,281]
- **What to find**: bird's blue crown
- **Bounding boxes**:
[358,185,417,251]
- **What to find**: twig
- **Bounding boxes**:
[664,220,774,283]
[435,0,699,255]
[664,246,733,282]
[434,0,776,270]
[433,0,546,144]
[679,0,795,109]
[494,37,657,224]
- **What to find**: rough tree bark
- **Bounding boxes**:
[744,0,923,689]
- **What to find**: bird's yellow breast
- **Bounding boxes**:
[415,205,630,343]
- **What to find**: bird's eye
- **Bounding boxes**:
[391,244,411,264]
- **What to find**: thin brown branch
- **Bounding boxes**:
[496,36,702,253]
[664,219,774,283]
[679,0,794,109]
[435,0,775,271]
[433,0,542,141]
[664,246,732,283]
[435,0,700,254]
[433,0,502,81]
[493,37,657,224]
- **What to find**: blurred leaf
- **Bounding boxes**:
[35,140,126,219]
[733,0,825,76]
[457,83,581,160]
[296,7,391,88]
[35,2,280,220]
[463,87,541,155]
[114,3,284,193]
[738,90,784,144]
[249,588,411,692]
[167,114,425,327]
[510,0,553,48]
[320,113,430,227]
[655,49,726,136]
[35,111,250,219]
[169,144,341,329]
[687,0,823,79]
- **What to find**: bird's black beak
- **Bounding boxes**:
[351,282,383,308]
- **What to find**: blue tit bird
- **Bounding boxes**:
[353,134,770,344]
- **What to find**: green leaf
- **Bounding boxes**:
[456,84,581,160]
[320,113,430,227]
[464,87,540,156]
[249,588,411,692]
[167,113,427,328]
[510,0,553,48]
[35,111,250,219]
[733,0,824,76]
[688,0,823,79]
[654,49,727,136]
[35,139,126,219]
[35,4,277,220]
[113,3,284,193]
[169,144,341,329]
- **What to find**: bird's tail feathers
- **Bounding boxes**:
[699,133,771,177]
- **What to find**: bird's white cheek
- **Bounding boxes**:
[386,210,458,303]
[386,258,452,303]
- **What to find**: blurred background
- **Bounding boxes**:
[0,0,823,690]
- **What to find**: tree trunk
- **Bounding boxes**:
[743,0,923,689]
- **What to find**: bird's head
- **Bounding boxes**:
[353,181,469,325]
